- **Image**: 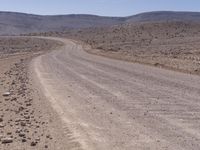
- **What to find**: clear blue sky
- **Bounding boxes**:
[0,0,200,16]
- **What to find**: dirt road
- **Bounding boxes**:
[32,37,200,150]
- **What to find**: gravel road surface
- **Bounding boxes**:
[33,37,200,150]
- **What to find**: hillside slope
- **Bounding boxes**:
[0,12,124,35]
[126,11,200,23]
[1,11,200,35]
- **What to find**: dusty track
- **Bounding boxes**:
[33,37,200,150]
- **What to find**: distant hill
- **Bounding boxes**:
[126,11,200,23]
[0,11,200,35]
[0,12,124,35]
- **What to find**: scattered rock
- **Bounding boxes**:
[0,55,56,148]
[20,122,26,127]
[18,106,24,112]
[1,138,13,144]
[15,129,21,133]
[11,97,17,101]
[26,103,31,106]
[15,118,25,122]
[18,133,25,137]
[30,141,37,146]
[7,132,12,135]
[3,92,11,97]
[0,123,4,128]
[5,98,10,101]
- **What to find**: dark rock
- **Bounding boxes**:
[30,141,37,146]
[1,138,13,144]
[3,92,11,97]
[19,133,25,137]
[20,122,26,127]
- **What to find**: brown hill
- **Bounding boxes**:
[1,11,200,35]
[0,11,125,35]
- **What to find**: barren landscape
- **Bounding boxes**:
[35,21,200,75]
[33,37,200,150]
[0,37,76,149]
[0,11,200,150]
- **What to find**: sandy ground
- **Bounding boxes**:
[0,37,75,150]
[33,37,200,150]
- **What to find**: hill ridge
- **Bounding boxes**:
[0,11,200,35]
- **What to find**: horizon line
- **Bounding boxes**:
[0,10,200,17]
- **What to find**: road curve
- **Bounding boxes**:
[32,37,200,150]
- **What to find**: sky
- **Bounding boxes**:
[0,0,200,16]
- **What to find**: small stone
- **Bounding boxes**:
[19,133,25,137]
[0,123,4,128]
[30,141,37,146]
[15,129,21,133]
[18,107,24,112]
[20,122,26,127]
[3,92,10,97]
[45,145,48,148]
[22,139,27,142]
[15,118,25,122]
[2,138,13,144]
[0,118,3,122]
[26,103,31,106]
[11,98,17,101]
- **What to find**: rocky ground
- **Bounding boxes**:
[0,37,71,150]
[32,37,200,150]
[31,21,200,75]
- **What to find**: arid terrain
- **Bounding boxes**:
[1,11,200,35]
[34,21,200,75]
[0,12,125,35]
[0,37,78,150]
[0,11,200,150]
[33,37,200,150]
